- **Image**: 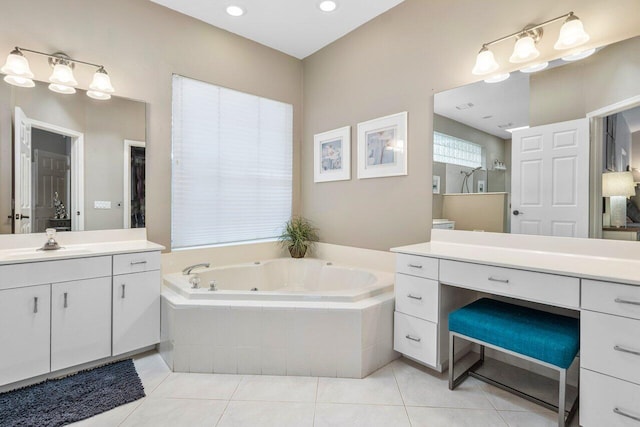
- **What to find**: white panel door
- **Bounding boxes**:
[112,270,161,356]
[511,118,589,237]
[0,285,50,386]
[51,277,112,371]
[14,107,32,234]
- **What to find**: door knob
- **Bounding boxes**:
[15,214,30,220]
[512,210,523,216]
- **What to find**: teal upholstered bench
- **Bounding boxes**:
[448,298,579,427]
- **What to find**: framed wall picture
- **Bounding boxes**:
[357,112,408,179]
[314,126,351,183]
[432,175,440,194]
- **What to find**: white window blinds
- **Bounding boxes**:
[433,132,482,168]
[171,75,293,249]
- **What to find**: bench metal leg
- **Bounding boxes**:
[559,369,566,427]
[449,331,484,391]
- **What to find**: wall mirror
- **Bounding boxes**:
[0,80,146,234]
[433,35,640,240]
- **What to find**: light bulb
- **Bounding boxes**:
[1,50,34,78]
[472,47,499,76]
[509,35,540,63]
[319,1,337,12]
[226,5,244,16]
[555,15,589,50]
[3,75,35,88]
[89,68,115,93]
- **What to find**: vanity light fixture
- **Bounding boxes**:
[520,62,549,73]
[472,12,590,75]
[319,1,338,12]
[484,73,510,83]
[226,5,245,16]
[0,47,115,100]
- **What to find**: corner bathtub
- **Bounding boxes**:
[160,258,399,379]
[163,258,393,302]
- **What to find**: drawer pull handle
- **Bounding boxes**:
[614,345,640,357]
[407,294,423,301]
[63,292,68,308]
[33,297,38,314]
[488,276,509,284]
[614,407,640,422]
[121,284,126,299]
[130,260,148,265]
[405,334,421,342]
[407,264,423,269]
[615,298,640,306]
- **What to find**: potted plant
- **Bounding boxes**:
[278,216,319,258]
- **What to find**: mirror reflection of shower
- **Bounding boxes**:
[460,166,483,193]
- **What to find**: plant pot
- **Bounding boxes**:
[289,246,307,258]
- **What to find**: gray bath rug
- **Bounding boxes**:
[0,358,145,427]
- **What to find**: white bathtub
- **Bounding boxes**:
[163,258,393,302]
[160,257,398,378]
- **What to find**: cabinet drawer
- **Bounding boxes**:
[395,274,439,322]
[581,368,640,426]
[396,254,438,280]
[113,251,161,275]
[394,311,438,367]
[581,310,640,386]
[439,260,579,309]
[582,280,640,320]
[0,256,111,290]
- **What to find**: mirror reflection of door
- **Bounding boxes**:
[124,140,145,228]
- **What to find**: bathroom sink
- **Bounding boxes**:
[0,247,93,261]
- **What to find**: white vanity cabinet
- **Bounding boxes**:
[51,277,112,371]
[0,285,51,386]
[0,246,162,388]
[112,251,161,356]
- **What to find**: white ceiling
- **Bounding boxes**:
[150,0,406,59]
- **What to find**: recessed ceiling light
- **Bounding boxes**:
[226,5,245,17]
[520,62,549,73]
[562,48,596,62]
[484,73,510,83]
[318,1,337,12]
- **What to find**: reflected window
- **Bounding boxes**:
[171,75,293,249]
[433,132,482,168]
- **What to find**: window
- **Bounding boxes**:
[171,75,293,249]
[433,132,482,168]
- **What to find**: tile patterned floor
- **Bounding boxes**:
[70,351,580,426]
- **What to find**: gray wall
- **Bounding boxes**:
[32,129,69,156]
[302,0,640,250]
[0,0,303,248]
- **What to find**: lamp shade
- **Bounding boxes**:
[472,47,499,75]
[509,35,540,63]
[87,90,111,100]
[48,83,76,95]
[49,63,78,87]
[602,172,635,197]
[89,68,115,93]
[554,15,589,50]
[1,50,34,78]
[4,75,35,88]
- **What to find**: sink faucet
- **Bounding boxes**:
[41,228,61,251]
[182,263,210,275]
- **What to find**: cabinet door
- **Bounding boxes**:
[51,277,111,371]
[0,285,50,386]
[113,270,160,356]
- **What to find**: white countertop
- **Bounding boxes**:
[0,229,164,265]
[392,230,640,287]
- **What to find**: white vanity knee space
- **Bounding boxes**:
[0,234,163,388]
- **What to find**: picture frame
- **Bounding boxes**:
[314,126,351,183]
[432,175,440,194]
[477,180,485,193]
[357,112,408,179]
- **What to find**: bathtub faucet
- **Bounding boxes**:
[182,263,210,275]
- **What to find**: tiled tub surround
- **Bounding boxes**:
[160,259,398,378]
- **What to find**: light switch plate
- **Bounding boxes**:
[94,201,111,209]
